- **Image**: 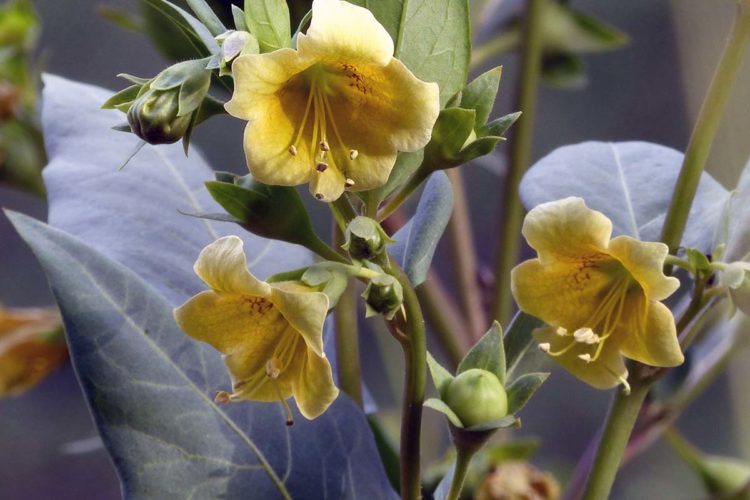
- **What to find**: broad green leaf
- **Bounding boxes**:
[8,212,394,499]
[423,108,476,168]
[41,75,312,306]
[140,0,220,59]
[426,352,454,397]
[390,172,453,285]
[244,0,292,52]
[506,372,548,415]
[504,311,544,380]
[394,0,471,105]
[519,141,729,252]
[457,321,506,385]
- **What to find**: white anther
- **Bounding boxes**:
[538,343,551,353]
[574,327,600,345]
[265,358,282,379]
[349,149,359,160]
[345,178,355,188]
[578,353,593,363]
[320,140,330,152]
[288,145,297,156]
[555,326,569,336]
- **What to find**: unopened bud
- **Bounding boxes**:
[127,87,191,145]
[342,216,393,261]
[444,368,508,428]
[363,275,403,320]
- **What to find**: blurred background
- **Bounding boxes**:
[1,0,749,498]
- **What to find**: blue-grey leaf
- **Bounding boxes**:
[41,74,312,306]
[8,211,394,500]
[519,141,729,251]
[390,172,453,285]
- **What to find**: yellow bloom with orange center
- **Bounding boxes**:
[511,197,684,390]
[0,306,66,397]
[174,236,338,420]
[225,0,440,202]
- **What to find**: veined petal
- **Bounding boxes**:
[298,0,394,67]
[535,326,627,389]
[293,346,339,419]
[194,236,271,296]
[618,300,683,367]
[271,282,329,356]
[326,58,440,153]
[523,197,612,263]
[511,258,623,331]
[607,236,680,301]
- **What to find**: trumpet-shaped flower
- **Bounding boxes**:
[174,236,338,420]
[225,0,440,202]
[511,197,684,390]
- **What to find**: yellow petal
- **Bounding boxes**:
[325,58,440,154]
[511,257,623,331]
[607,236,680,301]
[293,346,339,419]
[618,299,683,367]
[308,162,346,202]
[271,282,329,357]
[193,236,272,296]
[535,326,627,389]
[522,197,612,263]
[298,0,394,67]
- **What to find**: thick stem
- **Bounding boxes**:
[490,0,544,326]
[581,381,651,500]
[387,263,427,500]
[446,449,474,500]
[660,2,750,256]
[446,169,487,340]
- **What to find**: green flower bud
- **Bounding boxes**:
[362,274,403,320]
[444,368,508,428]
[127,87,192,145]
[342,216,393,261]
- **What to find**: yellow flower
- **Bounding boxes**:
[174,236,339,420]
[511,197,684,391]
[0,306,66,398]
[225,0,440,202]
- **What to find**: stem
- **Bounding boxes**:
[581,381,651,500]
[470,31,521,70]
[378,169,429,222]
[446,449,474,500]
[416,272,469,369]
[334,277,363,407]
[660,2,750,256]
[329,195,358,230]
[307,234,349,264]
[446,169,487,340]
[387,263,427,500]
[663,427,704,471]
[490,0,545,326]
[185,0,226,36]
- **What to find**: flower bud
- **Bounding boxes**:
[362,274,403,320]
[444,368,508,428]
[342,216,393,261]
[127,87,192,145]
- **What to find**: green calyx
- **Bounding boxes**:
[342,216,394,261]
[444,368,508,428]
[362,274,403,320]
[127,87,192,145]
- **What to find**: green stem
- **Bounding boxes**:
[470,31,520,70]
[446,169,487,340]
[446,448,474,500]
[334,278,363,407]
[664,255,696,274]
[660,1,750,257]
[307,234,349,264]
[387,263,427,500]
[663,427,704,471]
[490,0,545,326]
[377,169,429,222]
[582,380,651,500]
[185,0,226,36]
[329,195,358,230]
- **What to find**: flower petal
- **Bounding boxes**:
[535,326,627,389]
[522,197,612,263]
[298,0,394,67]
[326,58,440,153]
[271,282,329,357]
[308,163,346,202]
[607,236,680,301]
[511,257,622,331]
[618,300,683,367]
[193,236,272,296]
[293,346,339,419]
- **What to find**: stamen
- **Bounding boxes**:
[538,343,551,353]
[214,391,231,404]
[277,386,294,426]
[288,145,297,156]
[265,357,283,379]
[555,326,569,336]
[345,178,355,188]
[315,193,325,200]
[291,80,317,150]
[349,149,358,160]
[578,353,592,363]
[573,327,600,345]
[320,140,330,152]
[316,162,328,172]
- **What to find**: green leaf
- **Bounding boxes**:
[520,141,730,252]
[541,2,628,54]
[465,415,518,432]
[484,111,521,137]
[140,0,220,59]
[504,312,544,380]
[101,84,141,110]
[184,0,226,36]
[460,67,502,126]
[457,136,502,164]
[244,0,292,52]
[423,107,476,168]
[506,372,548,415]
[372,150,423,202]
[8,212,394,498]
[426,352,454,398]
[424,398,463,428]
[457,321,506,385]
[394,0,471,105]
[178,69,211,116]
[151,59,209,90]
[390,172,454,285]
[232,4,248,31]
